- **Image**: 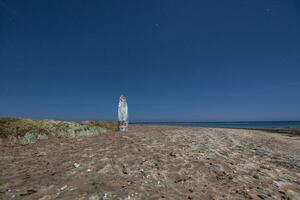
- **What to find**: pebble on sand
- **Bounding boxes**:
[73,163,80,168]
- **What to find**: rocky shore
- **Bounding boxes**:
[0,125,300,199]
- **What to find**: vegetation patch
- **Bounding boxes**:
[81,120,118,131]
[0,118,115,145]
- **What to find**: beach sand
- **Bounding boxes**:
[1,125,300,199]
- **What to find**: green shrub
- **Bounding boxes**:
[0,118,112,145]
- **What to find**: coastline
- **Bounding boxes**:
[234,127,300,137]
[133,122,300,137]
[1,125,300,199]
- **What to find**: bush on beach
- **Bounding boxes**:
[0,118,116,145]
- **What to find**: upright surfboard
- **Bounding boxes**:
[118,95,128,131]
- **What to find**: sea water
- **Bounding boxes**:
[133,121,300,129]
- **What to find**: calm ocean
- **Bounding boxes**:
[133,121,300,129]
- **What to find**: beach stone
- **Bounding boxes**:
[97,164,117,175]
[73,163,80,168]
[285,189,300,200]
[37,133,48,140]
[89,194,100,200]
[253,174,259,179]
[102,192,114,200]
[60,185,68,190]
[38,152,47,156]
[38,195,52,200]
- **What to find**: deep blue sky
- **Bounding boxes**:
[0,0,300,122]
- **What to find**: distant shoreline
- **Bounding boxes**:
[131,122,300,137]
[131,121,300,129]
[238,127,300,137]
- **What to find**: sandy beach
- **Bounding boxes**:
[1,125,300,200]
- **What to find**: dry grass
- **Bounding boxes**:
[0,118,114,145]
[83,120,118,131]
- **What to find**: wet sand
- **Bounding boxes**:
[1,125,300,200]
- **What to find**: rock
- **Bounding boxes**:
[60,185,68,190]
[37,134,48,140]
[257,194,266,199]
[89,194,100,200]
[286,188,300,200]
[74,163,80,168]
[174,175,190,183]
[98,164,111,174]
[38,195,52,200]
[122,165,128,174]
[253,174,259,179]
[169,152,177,158]
[38,152,47,156]
[20,189,37,196]
[102,192,113,200]
[260,165,271,170]
[274,181,300,200]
